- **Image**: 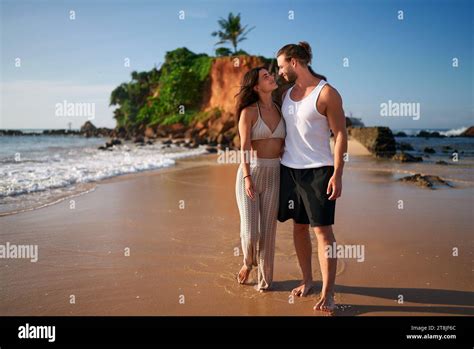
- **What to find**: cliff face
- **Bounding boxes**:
[201,55,267,115]
[165,55,268,149]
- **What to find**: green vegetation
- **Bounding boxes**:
[110,12,257,130]
[110,48,212,128]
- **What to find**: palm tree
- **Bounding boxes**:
[211,12,255,54]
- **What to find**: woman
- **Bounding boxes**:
[234,67,286,291]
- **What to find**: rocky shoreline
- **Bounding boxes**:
[1,121,472,160]
[1,121,471,190]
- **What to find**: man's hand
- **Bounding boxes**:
[327,173,342,200]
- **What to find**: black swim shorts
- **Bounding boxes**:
[278,164,336,227]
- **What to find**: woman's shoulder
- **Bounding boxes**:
[240,103,258,120]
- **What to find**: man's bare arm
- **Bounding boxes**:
[325,86,347,176]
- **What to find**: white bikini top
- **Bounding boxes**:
[251,102,286,141]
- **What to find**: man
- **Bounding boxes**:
[276,41,348,313]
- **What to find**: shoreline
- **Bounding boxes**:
[1,137,472,218]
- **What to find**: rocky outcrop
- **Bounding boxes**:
[396,142,414,151]
[1,129,81,136]
[394,131,407,137]
[0,129,30,136]
[460,126,474,137]
[436,160,449,165]
[392,152,423,162]
[348,127,396,158]
[398,174,452,189]
[416,130,444,138]
[80,121,113,138]
[424,147,436,154]
[201,55,267,115]
[42,129,81,135]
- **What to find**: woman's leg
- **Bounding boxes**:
[235,165,259,283]
[256,164,280,290]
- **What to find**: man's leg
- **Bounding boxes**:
[291,222,313,296]
[313,225,337,312]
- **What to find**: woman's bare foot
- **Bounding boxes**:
[237,265,251,284]
[291,282,313,297]
[313,293,336,313]
[253,285,266,293]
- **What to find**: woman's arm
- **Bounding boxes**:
[238,108,256,200]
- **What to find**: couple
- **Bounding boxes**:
[234,41,348,313]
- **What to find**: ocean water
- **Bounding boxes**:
[0,135,208,216]
[1,128,473,216]
[362,128,474,185]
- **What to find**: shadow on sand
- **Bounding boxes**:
[271,280,474,316]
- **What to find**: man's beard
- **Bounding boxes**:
[285,69,297,83]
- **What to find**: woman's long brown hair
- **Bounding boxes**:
[234,66,265,123]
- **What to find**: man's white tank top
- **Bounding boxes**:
[280,79,334,169]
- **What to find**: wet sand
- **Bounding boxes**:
[1,140,473,316]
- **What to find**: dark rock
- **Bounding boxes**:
[398,174,452,189]
[394,131,407,137]
[460,126,474,137]
[172,132,185,139]
[105,138,122,147]
[396,142,414,151]
[42,129,80,135]
[417,130,444,138]
[80,121,113,137]
[350,127,396,158]
[0,129,25,136]
[80,121,97,137]
[134,136,145,144]
[205,146,218,153]
[436,160,449,165]
[424,147,436,154]
[155,128,167,138]
[392,152,423,162]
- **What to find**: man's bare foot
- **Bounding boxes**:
[237,265,251,284]
[291,282,313,297]
[313,293,336,313]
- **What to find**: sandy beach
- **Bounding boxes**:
[1,139,473,316]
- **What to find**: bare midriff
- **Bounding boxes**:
[251,138,284,159]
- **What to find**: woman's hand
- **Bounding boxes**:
[245,176,256,200]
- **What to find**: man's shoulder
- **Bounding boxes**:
[319,82,341,103]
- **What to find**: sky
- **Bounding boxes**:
[0,0,472,130]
